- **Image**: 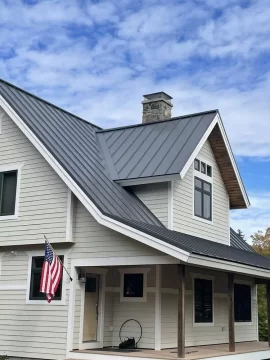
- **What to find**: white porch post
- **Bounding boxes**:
[155,264,162,350]
[66,264,77,357]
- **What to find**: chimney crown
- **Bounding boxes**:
[142,91,173,123]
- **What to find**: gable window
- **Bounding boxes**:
[0,170,18,216]
[194,177,212,221]
[194,159,212,178]
[194,278,213,324]
[234,283,252,322]
[29,256,63,300]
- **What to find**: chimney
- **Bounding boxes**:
[142,92,173,123]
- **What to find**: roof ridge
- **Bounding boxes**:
[0,78,102,130]
[96,109,218,133]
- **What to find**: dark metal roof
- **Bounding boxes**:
[97,111,217,181]
[0,79,162,227]
[0,79,269,272]
[230,228,254,252]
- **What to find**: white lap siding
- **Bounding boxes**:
[173,140,230,245]
[0,108,68,246]
[160,265,258,348]
[0,251,69,360]
[131,183,169,227]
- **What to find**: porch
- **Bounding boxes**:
[67,258,270,359]
[69,342,270,360]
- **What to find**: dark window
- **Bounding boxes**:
[194,177,212,220]
[123,273,144,298]
[194,278,213,323]
[29,256,63,300]
[234,284,252,322]
[207,165,212,177]
[201,162,206,174]
[0,170,18,216]
[194,159,200,171]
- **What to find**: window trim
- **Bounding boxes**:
[192,273,215,327]
[0,163,24,221]
[26,250,67,305]
[194,177,212,222]
[118,268,150,303]
[234,279,254,326]
[193,158,214,225]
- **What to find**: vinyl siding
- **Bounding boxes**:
[173,140,230,245]
[0,249,70,360]
[131,183,168,227]
[70,198,165,259]
[161,265,258,348]
[0,108,68,246]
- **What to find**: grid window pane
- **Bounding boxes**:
[194,159,200,171]
[194,177,212,221]
[194,189,202,217]
[0,171,17,216]
[203,193,211,220]
[201,162,206,174]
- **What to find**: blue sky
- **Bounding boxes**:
[0,0,269,240]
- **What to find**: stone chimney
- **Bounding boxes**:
[142,92,173,123]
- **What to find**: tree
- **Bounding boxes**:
[237,229,245,239]
[251,227,270,341]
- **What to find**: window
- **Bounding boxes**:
[194,159,212,178]
[194,159,200,171]
[0,170,18,216]
[123,273,144,298]
[29,256,63,300]
[234,284,252,322]
[194,177,212,221]
[194,278,213,323]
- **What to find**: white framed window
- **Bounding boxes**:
[192,273,215,327]
[26,250,67,305]
[119,268,150,302]
[0,163,23,220]
[234,279,254,325]
[193,157,213,225]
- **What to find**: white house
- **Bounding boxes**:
[0,81,270,360]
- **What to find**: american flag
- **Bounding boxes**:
[40,240,63,303]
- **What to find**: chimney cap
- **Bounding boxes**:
[143,91,173,102]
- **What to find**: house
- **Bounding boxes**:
[0,80,270,360]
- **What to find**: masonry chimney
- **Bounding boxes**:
[142,92,173,123]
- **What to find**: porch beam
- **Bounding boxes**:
[228,273,235,352]
[267,281,270,346]
[177,264,185,358]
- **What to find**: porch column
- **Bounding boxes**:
[177,264,185,358]
[267,281,270,346]
[228,273,235,352]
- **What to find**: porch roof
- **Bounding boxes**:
[113,215,270,271]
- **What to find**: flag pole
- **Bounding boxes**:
[44,235,73,281]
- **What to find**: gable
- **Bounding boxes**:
[0,107,68,246]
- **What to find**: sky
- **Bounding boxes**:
[0,0,269,241]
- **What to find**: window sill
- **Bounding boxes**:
[120,296,147,303]
[235,322,253,326]
[193,215,213,225]
[26,299,65,305]
[193,322,215,327]
[0,214,18,221]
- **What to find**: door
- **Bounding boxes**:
[83,274,100,342]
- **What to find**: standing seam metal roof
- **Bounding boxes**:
[0,79,269,272]
[96,112,217,181]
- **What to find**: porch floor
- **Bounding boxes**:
[72,342,270,359]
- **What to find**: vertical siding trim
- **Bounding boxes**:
[155,265,161,350]
[0,110,3,134]
[66,189,74,242]
[168,181,173,230]
[66,266,77,356]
